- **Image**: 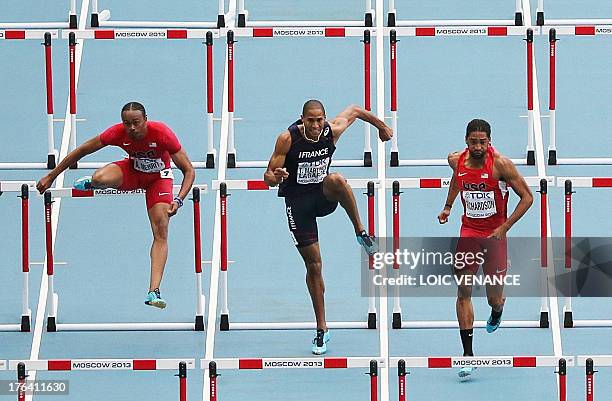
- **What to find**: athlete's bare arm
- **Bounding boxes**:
[328,104,393,144]
[488,156,533,238]
[36,136,106,194]
[168,148,195,216]
[438,152,462,224]
[264,131,292,187]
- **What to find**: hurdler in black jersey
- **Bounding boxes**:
[263,100,393,355]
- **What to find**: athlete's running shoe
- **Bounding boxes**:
[458,367,477,381]
[73,176,93,191]
[145,288,166,309]
[486,311,503,333]
[357,231,378,255]
[312,329,331,355]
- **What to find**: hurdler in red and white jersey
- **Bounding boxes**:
[455,145,509,233]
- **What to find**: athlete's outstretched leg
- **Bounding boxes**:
[321,173,364,234]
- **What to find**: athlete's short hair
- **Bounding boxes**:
[121,102,147,118]
[465,118,491,139]
[302,99,326,116]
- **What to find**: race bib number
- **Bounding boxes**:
[160,168,174,179]
[132,157,165,173]
[296,158,330,185]
[463,191,497,218]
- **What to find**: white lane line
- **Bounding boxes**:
[28,1,90,401]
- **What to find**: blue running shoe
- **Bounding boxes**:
[144,288,166,309]
[73,176,93,191]
[458,366,477,381]
[312,329,331,355]
[486,311,502,333]
[357,231,378,256]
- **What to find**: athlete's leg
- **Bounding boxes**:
[91,164,124,188]
[146,202,171,292]
[298,242,327,331]
[321,173,364,234]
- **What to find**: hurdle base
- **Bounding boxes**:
[527,150,535,166]
[390,151,399,167]
[514,12,523,26]
[206,153,215,169]
[220,314,229,331]
[368,313,377,329]
[21,315,31,332]
[392,312,402,329]
[399,320,543,329]
[539,311,549,328]
[47,316,57,332]
[47,153,57,169]
[227,153,236,168]
[387,12,396,27]
[365,12,373,27]
[217,14,226,28]
[238,13,246,27]
[226,321,370,330]
[548,150,557,165]
[537,11,545,26]
[564,311,573,328]
[91,12,99,27]
[363,151,372,167]
[69,13,78,29]
[195,315,205,331]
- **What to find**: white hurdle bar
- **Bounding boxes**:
[223,28,374,169]
[390,176,552,330]
[558,177,612,329]
[0,30,59,170]
[543,26,612,165]
[388,27,536,167]
[213,179,377,331]
[387,0,524,27]
[236,0,374,28]
[0,181,36,332]
[42,185,207,332]
[62,29,220,169]
[392,356,570,401]
[0,0,76,29]
[204,357,381,401]
[90,0,226,28]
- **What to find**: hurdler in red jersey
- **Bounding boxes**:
[437,119,533,380]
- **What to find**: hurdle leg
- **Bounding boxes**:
[548,29,558,165]
[388,0,396,26]
[586,358,595,401]
[217,0,226,28]
[369,360,378,401]
[209,362,218,401]
[365,0,373,27]
[538,179,549,328]
[363,30,372,167]
[192,187,205,331]
[526,29,535,165]
[226,32,236,168]
[69,0,77,28]
[389,30,399,166]
[17,362,26,401]
[537,0,545,26]
[44,32,57,169]
[514,0,523,26]
[219,183,230,330]
[44,192,58,332]
[237,0,246,27]
[398,360,406,401]
[392,181,402,329]
[68,33,78,168]
[177,361,187,401]
[563,180,573,327]
[557,358,566,401]
[20,184,31,332]
[366,182,376,328]
[205,32,216,169]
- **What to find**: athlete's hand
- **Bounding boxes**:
[168,202,180,217]
[36,174,54,194]
[273,167,289,184]
[437,208,451,224]
[487,224,508,239]
[378,126,393,142]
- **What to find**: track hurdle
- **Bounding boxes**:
[0,182,36,332]
[535,1,612,27]
[223,28,374,168]
[213,179,377,331]
[388,27,536,167]
[0,30,59,170]
[393,356,571,400]
[236,0,374,28]
[42,185,207,332]
[61,30,219,169]
[389,176,552,330]
[387,0,524,27]
[90,0,226,28]
[0,0,76,29]
[544,27,612,165]
[8,359,193,401]
[559,177,612,328]
[204,357,382,401]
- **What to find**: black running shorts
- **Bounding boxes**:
[284,189,338,248]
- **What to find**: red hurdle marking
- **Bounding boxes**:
[220,183,228,272]
[364,30,371,112]
[564,180,572,270]
[586,358,595,401]
[68,33,76,116]
[549,29,557,112]
[227,31,234,114]
[539,179,548,267]
[9,359,195,371]
[527,29,533,114]
[390,30,397,112]
[206,32,214,114]
[575,26,595,36]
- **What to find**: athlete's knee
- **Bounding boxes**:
[487,295,505,309]
[324,173,347,190]
[150,212,170,240]
[457,286,472,301]
[305,260,322,277]
[92,167,120,188]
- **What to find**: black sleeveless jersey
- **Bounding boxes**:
[278,120,336,197]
